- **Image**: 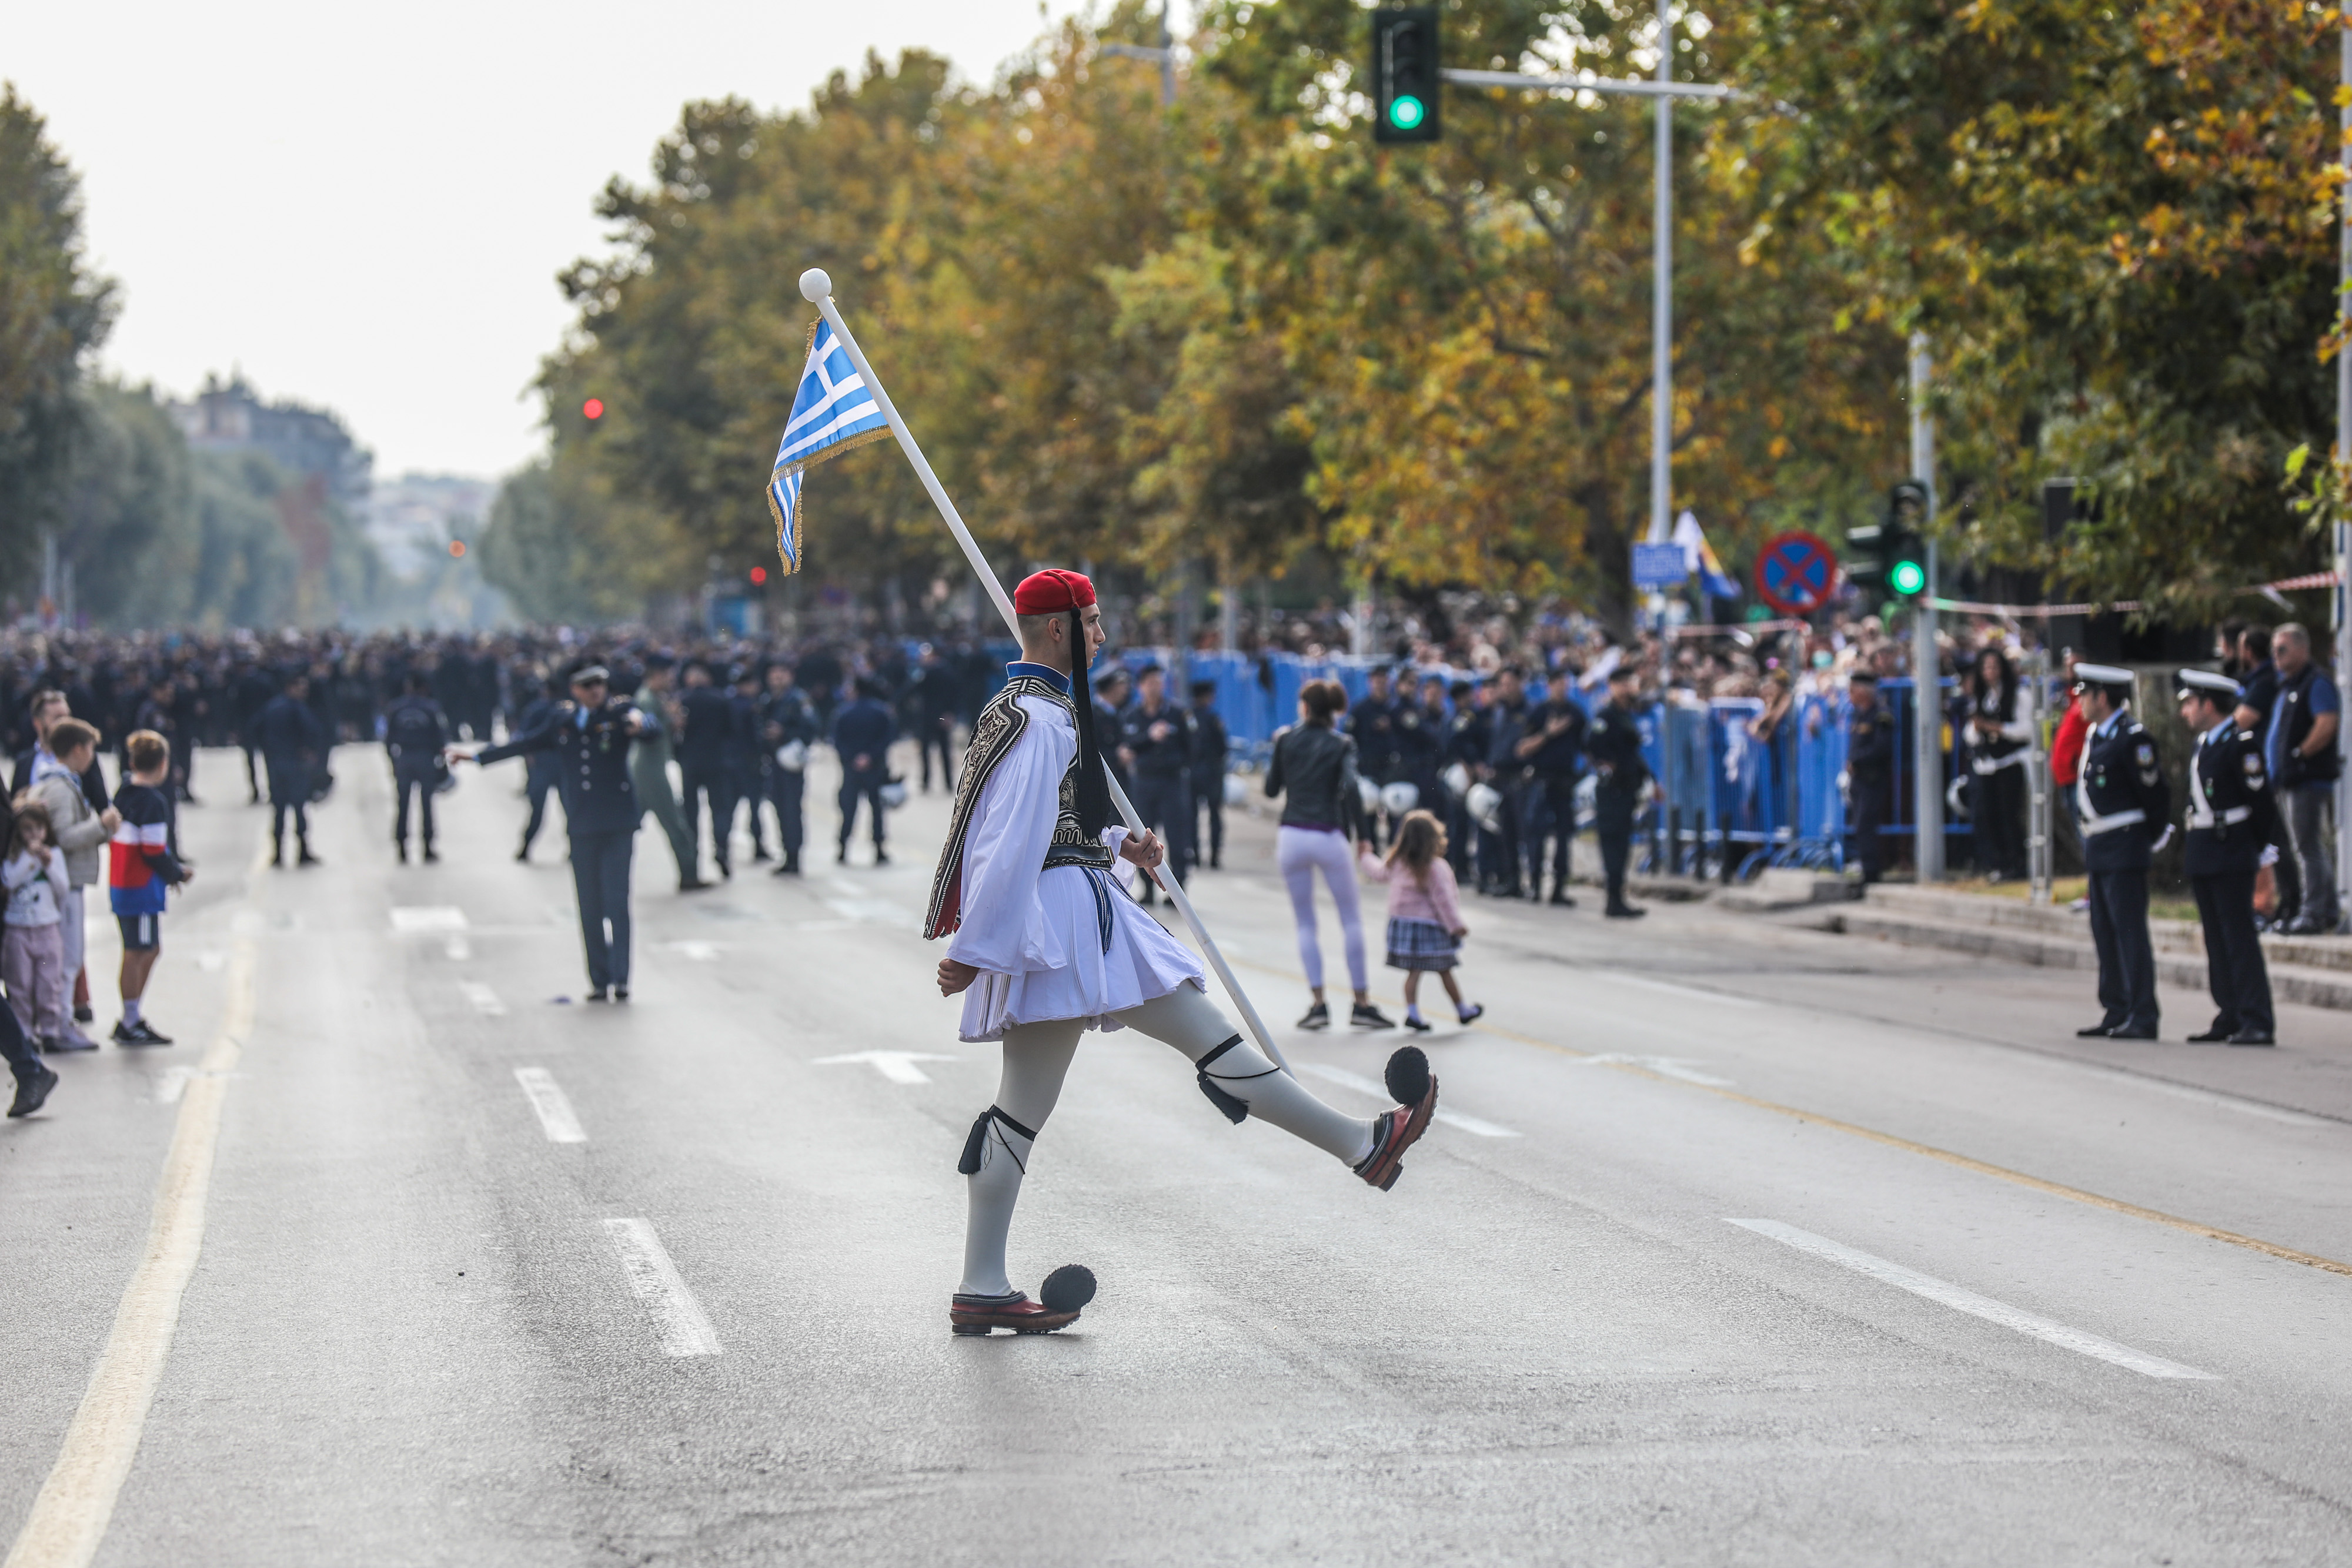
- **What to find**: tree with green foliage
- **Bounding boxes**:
[0,83,115,587]
[1718,0,2344,614]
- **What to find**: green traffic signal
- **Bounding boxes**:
[1372,9,1441,144]
[1889,557,1926,596]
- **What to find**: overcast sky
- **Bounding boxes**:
[8,0,1093,482]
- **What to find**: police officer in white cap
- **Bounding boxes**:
[2072,663,2169,1039]
[2177,668,2276,1045]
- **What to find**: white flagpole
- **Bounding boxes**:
[799,268,1294,1074]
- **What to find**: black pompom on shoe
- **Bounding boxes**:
[1038,1263,1098,1315]
[1384,1045,1431,1108]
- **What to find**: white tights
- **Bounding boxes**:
[1277,825,1365,994]
[959,985,1376,1296]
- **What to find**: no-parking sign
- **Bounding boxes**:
[1754,530,1838,617]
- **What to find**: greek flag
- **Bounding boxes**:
[766,317,891,574]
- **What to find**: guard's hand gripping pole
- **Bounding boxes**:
[800,268,1292,1076]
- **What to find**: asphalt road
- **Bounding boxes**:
[5,743,2351,1566]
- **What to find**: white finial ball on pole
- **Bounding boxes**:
[799,268,833,303]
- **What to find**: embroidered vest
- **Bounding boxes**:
[923,676,1111,940]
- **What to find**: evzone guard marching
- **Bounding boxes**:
[928,569,1439,1336]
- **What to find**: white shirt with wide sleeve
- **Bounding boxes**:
[946,691,1204,1041]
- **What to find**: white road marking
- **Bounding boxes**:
[821,877,918,928]
[152,1067,193,1106]
[2014,1052,2333,1129]
[602,1218,721,1356]
[1598,972,1763,1008]
[195,950,225,974]
[666,940,721,961]
[813,1050,960,1085]
[1299,1062,1519,1137]
[390,905,468,934]
[445,935,471,961]
[513,1067,586,1143]
[4,935,257,1568]
[1726,1218,2218,1380]
[460,981,506,1017]
[1572,1052,1736,1087]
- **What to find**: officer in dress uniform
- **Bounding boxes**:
[2071,663,2170,1040]
[1845,671,1895,885]
[2177,669,2277,1045]
[1589,664,1650,918]
[382,671,451,864]
[460,664,646,1002]
[1188,679,1231,871]
[759,660,819,877]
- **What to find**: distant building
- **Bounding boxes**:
[168,373,373,515]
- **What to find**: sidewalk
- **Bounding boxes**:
[1810,882,2352,1012]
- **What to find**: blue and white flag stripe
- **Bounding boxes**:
[768,468,805,574]
[765,317,892,576]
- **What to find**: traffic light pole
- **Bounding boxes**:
[1909,333,1944,882]
[2337,18,2351,930]
[1650,0,1674,549]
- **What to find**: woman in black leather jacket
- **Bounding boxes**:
[1265,679,1394,1031]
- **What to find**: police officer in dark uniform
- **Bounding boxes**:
[759,660,819,877]
[1395,676,1446,830]
[1845,671,1895,885]
[1120,663,1195,895]
[725,664,771,864]
[676,661,737,880]
[2070,663,2169,1040]
[462,664,646,1002]
[2177,668,2277,1045]
[1442,679,1488,883]
[1589,663,1650,918]
[1514,683,1588,906]
[382,671,450,864]
[514,673,563,861]
[255,671,330,867]
[1349,667,1405,851]
[1188,679,1231,870]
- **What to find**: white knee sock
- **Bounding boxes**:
[959,1112,1034,1298]
[1119,987,1376,1166]
[958,1021,1083,1298]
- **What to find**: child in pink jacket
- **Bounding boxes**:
[1358,809,1482,1033]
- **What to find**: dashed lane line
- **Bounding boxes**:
[1569,1052,1734,1086]
[459,981,506,1017]
[602,1219,721,1356]
[1298,1062,1519,1137]
[514,1068,587,1143]
[1593,971,1765,1009]
[1728,1218,2219,1380]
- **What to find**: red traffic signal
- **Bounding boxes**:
[749,566,769,586]
[448,540,467,559]
[582,397,604,420]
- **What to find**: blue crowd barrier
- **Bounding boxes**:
[973,643,1988,885]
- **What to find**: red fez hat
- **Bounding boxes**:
[1013,569,1097,616]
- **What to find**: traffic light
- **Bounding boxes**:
[1885,480,1929,597]
[582,397,604,421]
[1371,9,1441,144]
[1845,480,1930,601]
